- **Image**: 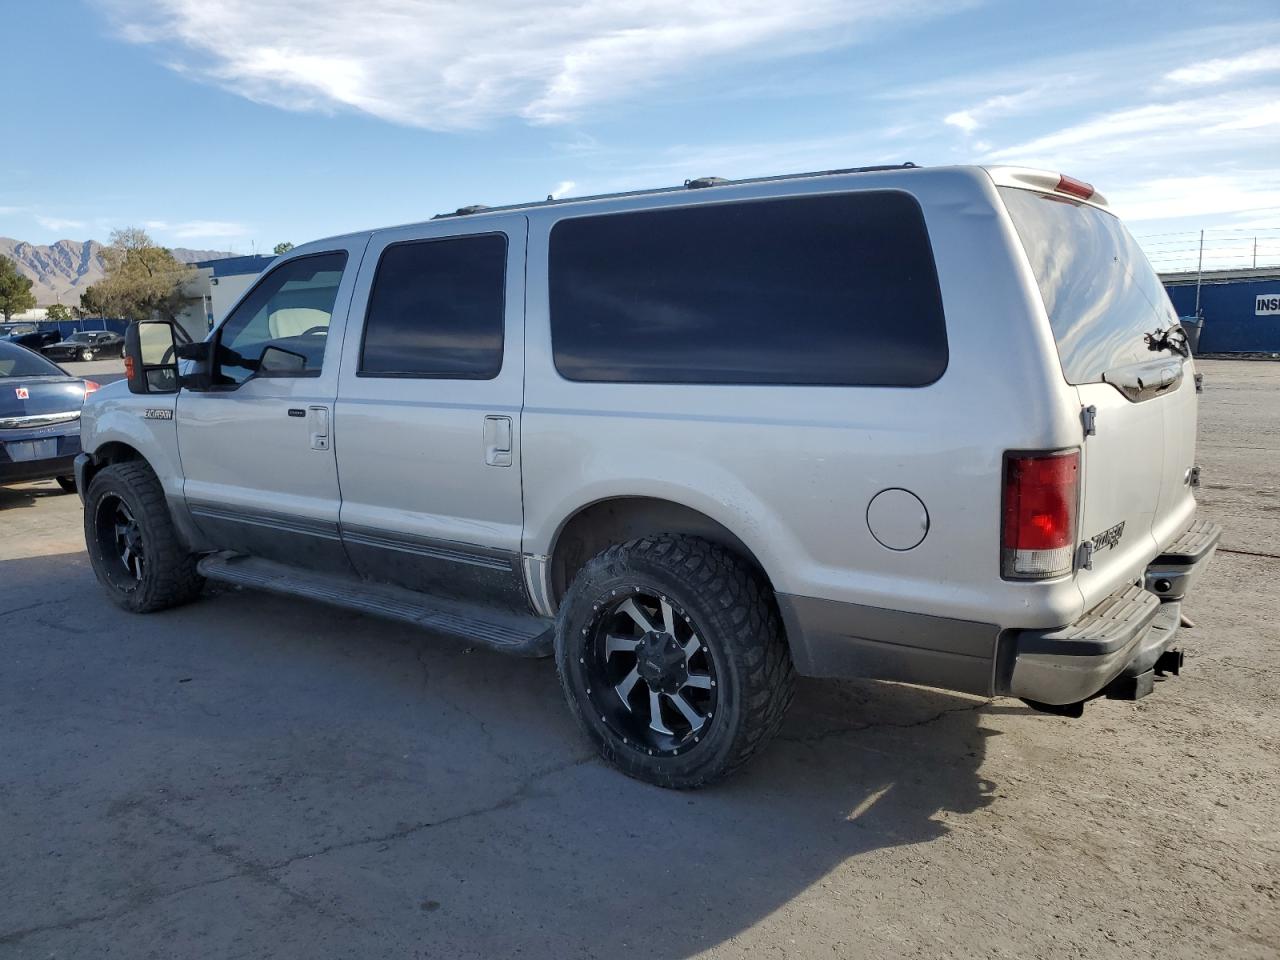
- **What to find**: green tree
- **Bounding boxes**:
[78,285,110,319]
[0,255,37,321]
[93,227,196,322]
[45,303,72,322]
[273,241,294,255]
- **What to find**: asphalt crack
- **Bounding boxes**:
[1218,547,1280,562]
[779,698,993,745]
[0,752,596,947]
[260,751,595,873]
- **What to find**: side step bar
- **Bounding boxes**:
[197,554,554,658]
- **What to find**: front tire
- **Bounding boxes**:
[79,348,93,362]
[84,461,204,613]
[555,535,794,789]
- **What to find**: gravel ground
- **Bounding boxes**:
[0,358,1276,959]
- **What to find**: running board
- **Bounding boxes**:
[197,554,554,657]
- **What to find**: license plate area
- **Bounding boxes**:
[5,438,59,462]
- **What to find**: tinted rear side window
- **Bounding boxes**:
[549,191,946,386]
[361,233,507,379]
[999,187,1178,384]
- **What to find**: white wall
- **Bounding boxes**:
[209,273,259,325]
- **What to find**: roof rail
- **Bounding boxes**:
[430,163,921,218]
[432,204,491,220]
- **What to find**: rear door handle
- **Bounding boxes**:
[309,405,330,451]
[483,415,512,467]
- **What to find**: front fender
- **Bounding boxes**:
[79,383,210,552]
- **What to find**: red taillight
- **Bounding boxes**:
[83,379,101,395]
[1002,451,1079,579]
[1055,174,1095,201]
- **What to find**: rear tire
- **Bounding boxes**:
[555,535,794,789]
[55,476,76,494]
[84,461,204,613]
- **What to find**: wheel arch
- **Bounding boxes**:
[546,496,777,608]
[81,440,147,489]
[80,431,210,554]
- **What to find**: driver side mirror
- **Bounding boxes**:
[125,321,181,394]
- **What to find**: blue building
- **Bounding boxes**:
[1163,267,1280,354]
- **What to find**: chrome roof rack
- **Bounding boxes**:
[430,163,920,219]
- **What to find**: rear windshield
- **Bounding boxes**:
[1000,187,1178,384]
[0,341,63,378]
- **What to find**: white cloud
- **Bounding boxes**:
[1165,45,1280,85]
[1229,207,1280,230]
[35,215,87,232]
[1108,174,1280,223]
[983,89,1280,168]
[943,88,1042,134]
[144,219,250,241]
[98,0,960,129]
[548,180,576,200]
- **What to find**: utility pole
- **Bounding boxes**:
[1254,237,1258,269]
[1194,229,1204,319]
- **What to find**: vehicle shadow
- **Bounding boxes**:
[2,551,999,958]
[0,481,68,510]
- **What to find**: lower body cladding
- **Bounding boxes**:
[0,425,81,485]
[779,517,1221,716]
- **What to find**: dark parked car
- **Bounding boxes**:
[0,341,98,491]
[0,324,60,352]
[42,330,126,362]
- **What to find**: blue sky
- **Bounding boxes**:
[2,0,1278,271]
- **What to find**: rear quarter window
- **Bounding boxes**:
[548,191,947,386]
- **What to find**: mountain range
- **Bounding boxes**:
[0,238,234,306]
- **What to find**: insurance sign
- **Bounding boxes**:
[1258,294,1280,315]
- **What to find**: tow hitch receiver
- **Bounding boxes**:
[1155,648,1184,677]
[1105,647,1186,701]
[1106,669,1155,701]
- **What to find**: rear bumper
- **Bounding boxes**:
[1000,519,1221,706]
[0,429,82,485]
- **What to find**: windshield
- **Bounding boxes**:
[0,341,65,378]
[1000,187,1180,384]
[67,332,94,342]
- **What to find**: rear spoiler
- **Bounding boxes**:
[983,166,1111,211]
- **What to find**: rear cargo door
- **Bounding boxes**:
[999,185,1196,604]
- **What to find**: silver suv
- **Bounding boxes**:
[76,164,1219,788]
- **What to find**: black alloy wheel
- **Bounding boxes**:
[83,461,204,613]
[94,493,146,586]
[556,535,795,789]
[583,588,718,757]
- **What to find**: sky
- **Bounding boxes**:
[2,0,1278,272]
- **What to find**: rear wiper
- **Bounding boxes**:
[1145,323,1190,358]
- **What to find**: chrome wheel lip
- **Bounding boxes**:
[581,587,718,757]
